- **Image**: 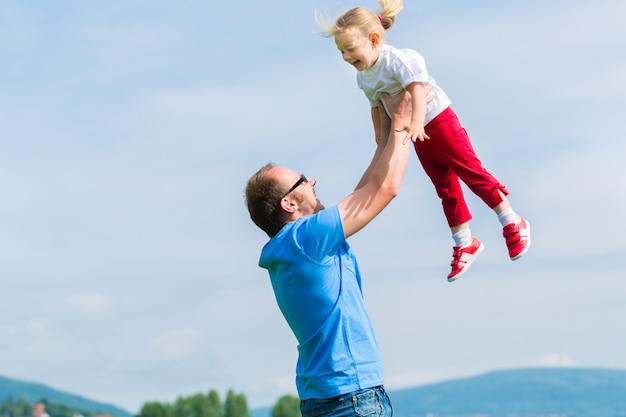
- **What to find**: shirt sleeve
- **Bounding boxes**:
[389,48,430,88]
[296,206,346,261]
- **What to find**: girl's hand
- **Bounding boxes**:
[406,120,430,143]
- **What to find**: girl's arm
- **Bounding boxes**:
[405,82,431,142]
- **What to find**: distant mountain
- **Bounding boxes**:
[5,368,626,417]
[0,375,132,417]
[389,368,626,417]
[251,368,626,417]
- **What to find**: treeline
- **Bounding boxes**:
[1,390,301,417]
[0,398,95,417]
[137,391,300,417]
[137,390,245,417]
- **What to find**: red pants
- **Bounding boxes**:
[415,107,508,228]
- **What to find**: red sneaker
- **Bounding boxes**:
[503,217,531,260]
[447,237,485,282]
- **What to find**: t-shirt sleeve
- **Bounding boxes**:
[390,49,430,89]
[296,205,346,261]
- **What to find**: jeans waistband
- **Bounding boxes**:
[300,386,384,406]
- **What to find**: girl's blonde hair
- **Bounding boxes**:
[316,0,403,38]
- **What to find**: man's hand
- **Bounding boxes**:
[380,91,413,144]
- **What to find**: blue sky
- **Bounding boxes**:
[1,0,625,413]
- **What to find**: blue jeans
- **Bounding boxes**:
[300,386,393,417]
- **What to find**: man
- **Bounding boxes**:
[245,91,412,417]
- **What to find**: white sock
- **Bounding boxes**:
[452,228,472,247]
[497,208,521,227]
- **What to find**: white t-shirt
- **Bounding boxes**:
[357,44,452,125]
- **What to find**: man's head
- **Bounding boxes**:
[245,162,323,237]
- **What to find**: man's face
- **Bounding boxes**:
[273,167,324,215]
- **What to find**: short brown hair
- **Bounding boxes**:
[245,162,287,237]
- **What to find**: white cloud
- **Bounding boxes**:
[531,354,577,368]
[153,326,202,359]
[57,292,115,319]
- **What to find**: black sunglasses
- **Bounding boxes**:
[281,174,308,199]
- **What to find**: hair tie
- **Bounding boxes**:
[378,15,384,23]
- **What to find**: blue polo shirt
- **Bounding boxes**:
[259,205,383,400]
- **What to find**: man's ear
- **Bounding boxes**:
[279,197,297,214]
[370,32,381,46]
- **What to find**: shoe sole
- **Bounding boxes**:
[510,221,531,261]
[448,243,485,283]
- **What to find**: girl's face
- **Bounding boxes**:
[334,29,381,71]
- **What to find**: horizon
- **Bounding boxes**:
[4,365,626,411]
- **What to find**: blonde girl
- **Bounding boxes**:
[317,0,530,282]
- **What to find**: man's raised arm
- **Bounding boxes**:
[338,91,413,238]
